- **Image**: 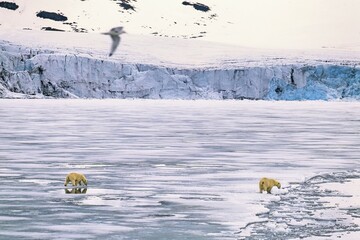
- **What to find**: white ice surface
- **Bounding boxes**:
[0,99,359,240]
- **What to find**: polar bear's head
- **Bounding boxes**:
[274,180,281,189]
[81,175,88,186]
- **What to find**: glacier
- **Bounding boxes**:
[1,40,359,100]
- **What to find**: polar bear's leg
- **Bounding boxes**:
[71,179,77,186]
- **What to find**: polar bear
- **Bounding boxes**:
[259,177,281,194]
[64,172,88,187]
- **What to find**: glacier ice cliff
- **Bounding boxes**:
[1,41,359,100]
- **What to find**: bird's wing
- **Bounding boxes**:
[111,26,123,34]
[109,35,120,57]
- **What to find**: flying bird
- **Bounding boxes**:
[102,26,126,57]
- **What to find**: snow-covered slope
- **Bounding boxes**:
[1,0,360,49]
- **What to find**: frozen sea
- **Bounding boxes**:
[0,100,359,239]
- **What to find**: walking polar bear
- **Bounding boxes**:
[259,177,281,194]
[64,172,88,187]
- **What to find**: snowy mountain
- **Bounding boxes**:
[1,0,360,49]
[0,0,226,43]
[0,0,360,100]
